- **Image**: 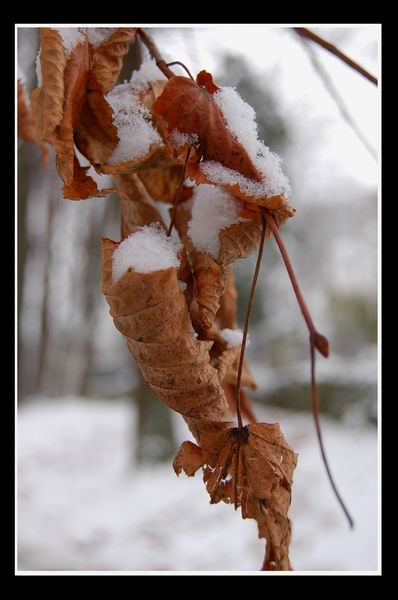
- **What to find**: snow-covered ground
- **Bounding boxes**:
[17,398,379,573]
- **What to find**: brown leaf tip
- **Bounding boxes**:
[196,70,220,94]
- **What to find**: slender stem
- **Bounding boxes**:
[310,336,354,528]
[294,27,378,86]
[235,212,267,429]
[167,146,192,237]
[264,209,329,358]
[166,61,195,81]
[137,28,175,79]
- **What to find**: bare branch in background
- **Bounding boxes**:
[294,27,378,86]
[299,37,377,161]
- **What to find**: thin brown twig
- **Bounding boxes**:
[235,211,267,429]
[310,336,354,528]
[166,61,195,81]
[167,146,192,237]
[137,28,175,80]
[264,209,329,358]
[294,27,378,86]
[299,37,377,160]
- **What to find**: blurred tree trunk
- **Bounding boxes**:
[134,372,176,464]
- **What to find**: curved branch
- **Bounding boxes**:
[294,27,378,86]
[137,28,175,79]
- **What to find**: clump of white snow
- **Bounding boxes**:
[210,86,291,198]
[188,184,246,259]
[112,224,181,281]
[86,28,117,47]
[35,49,42,87]
[53,28,86,55]
[200,160,290,199]
[170,129,199,149]
[221,328,250,348]
[130,57,167,90]
[106,82,162,165]
[17,62,26,85]
[178,280,187,293]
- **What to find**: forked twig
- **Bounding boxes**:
[166,61,195,81]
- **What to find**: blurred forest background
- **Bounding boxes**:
[17,25,379,571]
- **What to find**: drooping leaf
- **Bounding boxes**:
[101,237,234,443]
[31,28,115,200]
[175,423,297,570]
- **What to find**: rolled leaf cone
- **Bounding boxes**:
[101,236,297,570]
[101,237,234,443]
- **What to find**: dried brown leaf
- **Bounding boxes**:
[31,28,114,200]
[173,441,204,476]
[89,28,137,93]
[182,423,297,570]
[101,237,234,442]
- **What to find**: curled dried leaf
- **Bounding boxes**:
[101,237,234,443]
[153,75,261,181]
[31,28,114,199]
[89,28,137,93]
[177,423,297,570]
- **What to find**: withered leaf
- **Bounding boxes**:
[31,28,114,200]
[153,75,261,181]
[89,28,137,94]
[173,440,204,477]
[101,237,234,443]
[176,423,297,570]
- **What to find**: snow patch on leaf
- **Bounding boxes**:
[221,328,250,348]
[86,28,117,47]
[214,87,291,198]
[188,184,247,258]
[170,129,199,149]
[106,82,162,165]
[35,48,42,87]
[200,160,290,199]
[130,57,167,91]
[53,27,86,54]
[112,224,181,280]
